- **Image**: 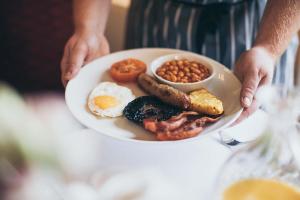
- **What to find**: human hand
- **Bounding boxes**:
[60,32,110,86]
[233,47,276,124]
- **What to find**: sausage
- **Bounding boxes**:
[137,73,191,109]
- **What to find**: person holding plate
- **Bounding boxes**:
[60,0,300,122]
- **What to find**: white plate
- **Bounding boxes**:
[65,48,242,143]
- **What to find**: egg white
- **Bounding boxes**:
[88,82,135,117]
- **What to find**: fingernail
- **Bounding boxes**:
[243,97,252,107]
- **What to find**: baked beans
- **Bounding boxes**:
[156,59,211,83]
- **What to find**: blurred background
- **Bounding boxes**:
[0,0,130,92]
[0,0,299,92]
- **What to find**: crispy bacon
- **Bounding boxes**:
[143,118,158,133]
[143,111,220,141]
[143,111,198,132]
[166,111,199,121]
[157,116,220,140]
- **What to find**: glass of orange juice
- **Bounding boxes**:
[214,87,300,200]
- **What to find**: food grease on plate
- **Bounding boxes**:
[88,82,135,117]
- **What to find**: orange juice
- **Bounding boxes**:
[223,179,300,200]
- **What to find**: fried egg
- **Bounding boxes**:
[88,82,135,117]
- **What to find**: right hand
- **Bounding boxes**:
[60,32,110,86]
[233,46,275,124]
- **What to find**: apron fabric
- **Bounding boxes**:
[125,0,298,89]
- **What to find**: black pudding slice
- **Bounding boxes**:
[123,96,182,124]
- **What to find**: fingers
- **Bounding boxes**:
[84,51,98,65]
[60,45,70,87]
[232,98,258,126]
[258,73,271,87]
[66,45,88,79]
[61,43,88,87]
[83,43,110,65]
[240,70,259,108]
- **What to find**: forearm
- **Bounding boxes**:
[73,0,111,35]
[253,0,300,59]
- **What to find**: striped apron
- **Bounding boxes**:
[126,0,299,89]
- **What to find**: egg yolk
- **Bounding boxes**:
[94,96,118,109]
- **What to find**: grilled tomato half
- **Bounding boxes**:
[110,58,147,82]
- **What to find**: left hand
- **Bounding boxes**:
[60,31,110,87]
[233,46,276,124]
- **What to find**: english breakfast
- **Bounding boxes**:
[87,56,224,141]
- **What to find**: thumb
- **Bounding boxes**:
[64,44,88,81]
[241,71,259,108]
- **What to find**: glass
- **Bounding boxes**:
[213,87,300,200]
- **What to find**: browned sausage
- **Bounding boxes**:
[137,73,191,109]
